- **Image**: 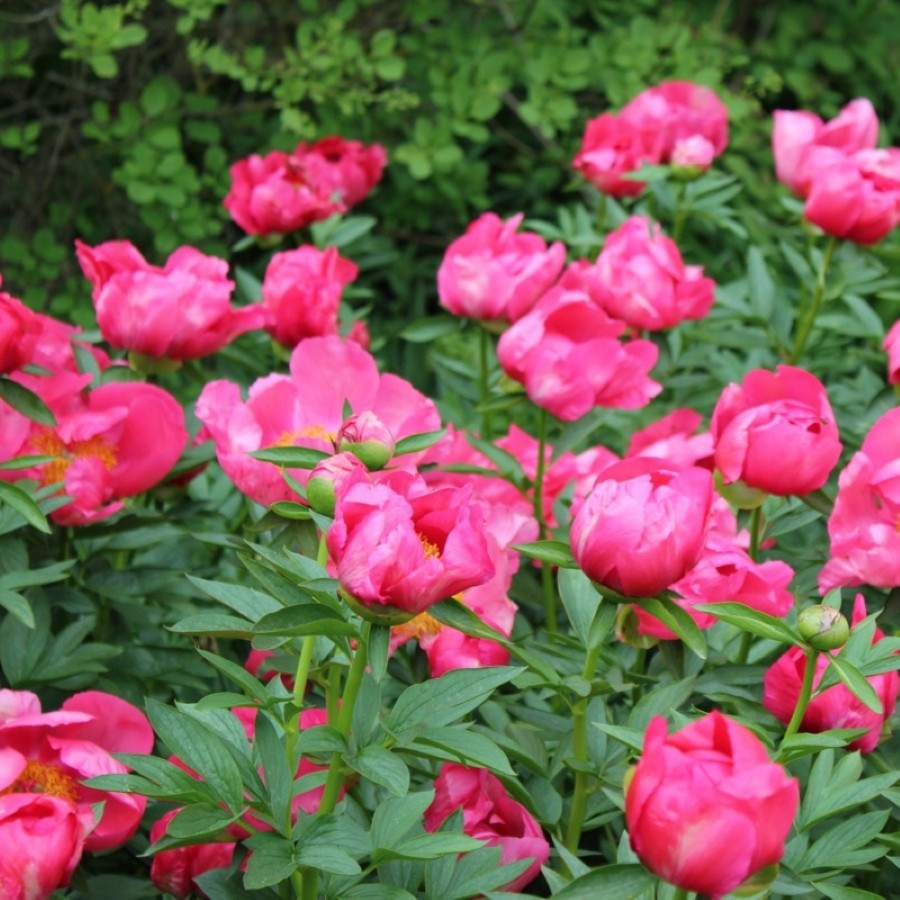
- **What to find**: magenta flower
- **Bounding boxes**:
[564,216,715,331]
[711,365,842,496]
[497,287,660,421]
[764,595,898,752]
[425,763,550,892]
[262,245,358,347]
[626,407,714,469]
[571,457,714,597]
[327,470,495,618]
[572,113,657,197]
[820,407,900,591]
[76,239,267,361]
[437,212,565,322]
[626,712,798,899]
[196,335,440,506]
[0,689,154,853]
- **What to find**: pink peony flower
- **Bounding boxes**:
[0,283,42,375]
[390,534,517,676]
[634,540,795,640]
[884,320,900,384]
[773,98,879,196]
[224,137,387,236]
[425,763,550,892]
[3,380,188,526]
[149,808,236,899]
[626,407,714,469]
[76,239,267,360]
[327,470,495,618]
[497,287,660,421]
[437,212,566,322]
[262,245,358,347]
[572,113,657,197]
[196,335,440,506]
[0,792,92,899]
[626,712,798,899]
[763,596,898,752]
[670,134,716,171]
[0,689,154,853]
[711,365,841,496]
[571,457,714,597]
[802,147,900,245]
[620,81,728,164]
[565,216,715,331]
[819,407,900,591]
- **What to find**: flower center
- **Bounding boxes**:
[1,759,78,802]
[31,429,117,486]
[418,533,442,560]
[392,610,445,641]
[275,424,336,446]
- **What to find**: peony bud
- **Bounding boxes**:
[306,451,366,516]
[337,411,395,470]
[797,604,849,650]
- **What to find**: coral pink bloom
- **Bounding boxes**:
[670,134,716,171]
[802,148,900,245]
[149,808,236,899]
[572,113,658,197]
[0,792,92,899]
[634,541,794,640]
[328,470,495,617]
[262,245,358,347]
[0,282,42,375]
[711,365,841,496]
[12,381,188,526]
[626,712,798,899]
[571,458,713,597]
[764,596,898,752]
[567,216,715,331]
[620,81,729,163]
[0,689,153,853]
[437,212,566,322]
[626,407,714,469]
[224,137,387,235]
[425,764,550,892]
[498,288,660,421]
[196,335,440,506]
[773,98,878,196]
[76,239,267,360]
[820,408,900,591]
[884,320,900,384]
[390,535,517,676]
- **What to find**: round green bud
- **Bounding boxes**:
[797,604,850,651]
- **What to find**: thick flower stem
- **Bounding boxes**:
[748,505,762,562]
[479,326,495,440]
[318,620,371,816]
[564,643,602,853]
[789,236,838,364]
[671,888,690,900]
[782,645,819,744]
[533,407,557,632]
[292,636,316,712]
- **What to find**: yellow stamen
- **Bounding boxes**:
[418,534,441,560]
[392,611,445,641]
[0,759,78,802]
[30,429,117,486]
[275,424,336,446]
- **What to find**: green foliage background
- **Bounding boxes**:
[2,0,898,337]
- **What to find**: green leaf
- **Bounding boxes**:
[146,699,245,814]
[270,500,310,520]
[388,666,523,733]
[186,575,282,620]
[243,832,296,889]
[747,246,775,319]
[254,711,292,832]
[195,649,268,701]
[404,726,515,776]
[593,723,644,752]
[399,316,460,343]
[512,540,577,569]
[351,745,410,796]
[376,832,484,862]
[0,482,52,533]
[169,614,254,639]
[393,429,447,456]
[826,655,883,714]
[0,455,54,471]
[0,377,57,426]
[553,864,656,898]
[692,601,801,645]
[163,805,239,842]
[779,729,868,762]
[370,791,434,850]
[0,590,33,627]
[251,446,330,468]
[368,623,390,683]
[634,597,707,659]
[558,568,614,648]
[253,605,357,638]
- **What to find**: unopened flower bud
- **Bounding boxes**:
[798,604,849,651]
[306,452,365,516]
[337,411,395,471]
[714,470,767,510]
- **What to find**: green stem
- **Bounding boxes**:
[533,407,556,633]
[326,663,341,723]
[292,636,316,711]
[736,631,753,665]
[564,643,602,853]
[748,505,762,561]
[478,326,495,440]
[318,621,371,816]
[595,193,607,237]
[782,646,819,743]
[671,889,690,900]
[671,181,688,243]
[789,235,838,364]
